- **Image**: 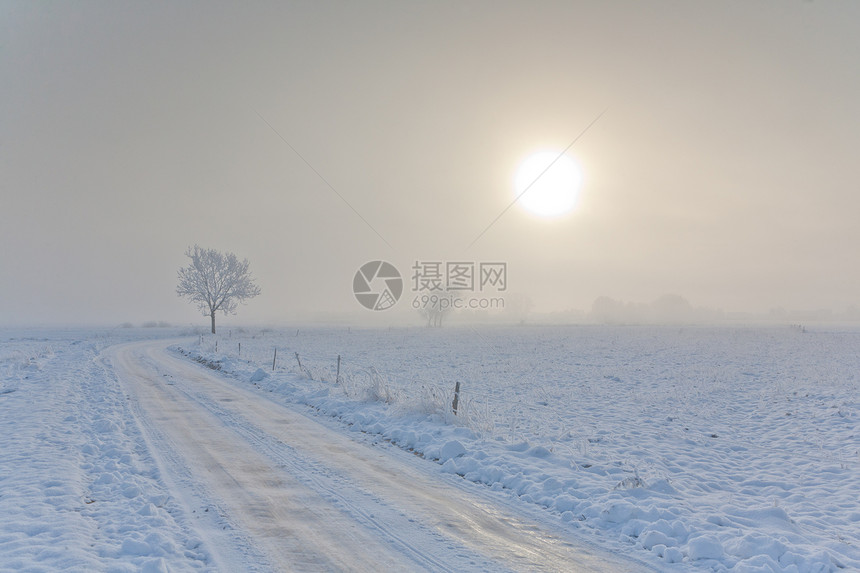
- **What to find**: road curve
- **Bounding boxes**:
[104,338,646,572]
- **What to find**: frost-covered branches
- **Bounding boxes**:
[176,245,261,333]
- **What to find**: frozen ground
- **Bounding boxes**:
[0,324,857,572]
[0,327,643,572]
[182,324,860,572]
[0,328,211,572]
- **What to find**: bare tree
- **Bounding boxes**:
[176,245,261,333]
[415,290,458,327]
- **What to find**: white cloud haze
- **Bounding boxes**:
[2,1,860,326]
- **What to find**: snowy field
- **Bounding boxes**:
[0,327,212,572]
[1,324,858,572]
[182,324,860,572]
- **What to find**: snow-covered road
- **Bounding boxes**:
[106,339,642,572]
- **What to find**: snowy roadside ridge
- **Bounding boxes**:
[0,334,213,572]
[175,332,859,573]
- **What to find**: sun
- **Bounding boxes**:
[514,151,583,217]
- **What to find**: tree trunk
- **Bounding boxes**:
[210,312,216,334]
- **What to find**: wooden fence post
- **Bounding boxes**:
[272,348,277,371]
[336,355,341,384]
[452,381,461,415]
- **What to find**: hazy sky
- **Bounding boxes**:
[3,1,860,327]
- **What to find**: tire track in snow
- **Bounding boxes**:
[109,341,423,572]
[108,339,643,572]
[110,358,272,572]
[175,391,464,573]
